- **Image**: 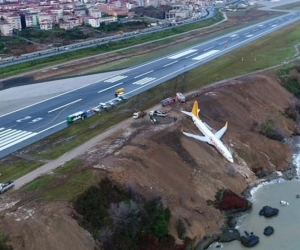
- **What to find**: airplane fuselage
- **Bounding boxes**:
[192,115,233,163]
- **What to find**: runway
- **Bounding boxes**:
[1,11,300,158]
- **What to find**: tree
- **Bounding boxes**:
[144,198,171,239]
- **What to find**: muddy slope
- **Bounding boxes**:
[92,74,296,242]
[0,73,297,249]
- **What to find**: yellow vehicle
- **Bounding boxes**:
[115,88,125,97]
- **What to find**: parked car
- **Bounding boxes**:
[176,92,186,103]
[160,97,176,107]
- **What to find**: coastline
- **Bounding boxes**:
[242,135,300,200]
[198,136,300,249]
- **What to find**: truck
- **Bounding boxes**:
[160,97,176,107]
[149,110,167,117]
[176,92,186,103]
[0,181,14,194]
[100,103,108,109]
[115,88,125,97]
[133,111,146,119]
[66,110,88,123]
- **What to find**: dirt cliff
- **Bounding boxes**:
[83,73,297,243]
[0,73,297,250]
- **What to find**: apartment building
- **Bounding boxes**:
[39,19,53,30]
[0,20,12,36]
[89,7,102,18]
[165,4,192,21]
[84,16,101,27]
[24,13,39,28]
[67,17,81,27]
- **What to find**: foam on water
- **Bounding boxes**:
[249,178,286,202]
[293,150,300,176]
[218,137,300,250]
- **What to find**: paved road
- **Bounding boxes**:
[0,8,213,68]
[1,11,300,158]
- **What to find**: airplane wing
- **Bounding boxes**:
[214,122,228,139]
[182,131,209,142]
[181,110,192,117]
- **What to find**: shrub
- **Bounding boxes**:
[74,179,172,249]
[176,219,186,240]
[259,119,284,142]
[145,198,171,239]
[0,235,13,250]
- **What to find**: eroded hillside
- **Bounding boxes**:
[81,73,297,243]
[0,73,298,250]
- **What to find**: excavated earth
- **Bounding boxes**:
[0,72,297,250]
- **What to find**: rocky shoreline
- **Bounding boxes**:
[196,135,300,250]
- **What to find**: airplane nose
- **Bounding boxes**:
[227,156,234,163]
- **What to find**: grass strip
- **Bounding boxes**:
[7,18,300,197]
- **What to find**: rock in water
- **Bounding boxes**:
[217,229,240,242]
[195,236,214,250]
[264,226,274,236]
[240,234,259,247]
[259,206,279,218]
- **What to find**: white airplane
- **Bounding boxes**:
[181,101,234,163]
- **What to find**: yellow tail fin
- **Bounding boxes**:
[191,101,200,119]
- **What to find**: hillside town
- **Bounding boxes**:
[0,0,217,36]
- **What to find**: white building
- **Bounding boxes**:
[25,13,39,27]
[39,19,53,30]
[84,16,100,27]
[0,20,13,36]
[89,7,102,18]
[5,14,22,32]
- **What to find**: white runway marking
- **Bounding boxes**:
[163,60,178,67]
[48,99,82,113]
[246,34,253,38]
[37,121,65,134]
[219,41,228,45]
[192,50,220,61]
[98,82,123,93]
[0,128,38,152]
[204,46,214,52]
[168,49,197,59]
[104,75,128,83]
[134,70,154,78]
[16,116,31,122]
[132,77,155,85]
[229,34,238,37]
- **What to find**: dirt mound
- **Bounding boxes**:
[0,201,95,250]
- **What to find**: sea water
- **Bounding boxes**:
[210,137,300,250]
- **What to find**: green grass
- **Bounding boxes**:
[15,15,300,199]
[0,9,284,79]
[24,159,99,201]
[28,107,131,160]
[273,2,300,10]
[0,158,43,183]
[55,11,285,77]
[0,11,223,79]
